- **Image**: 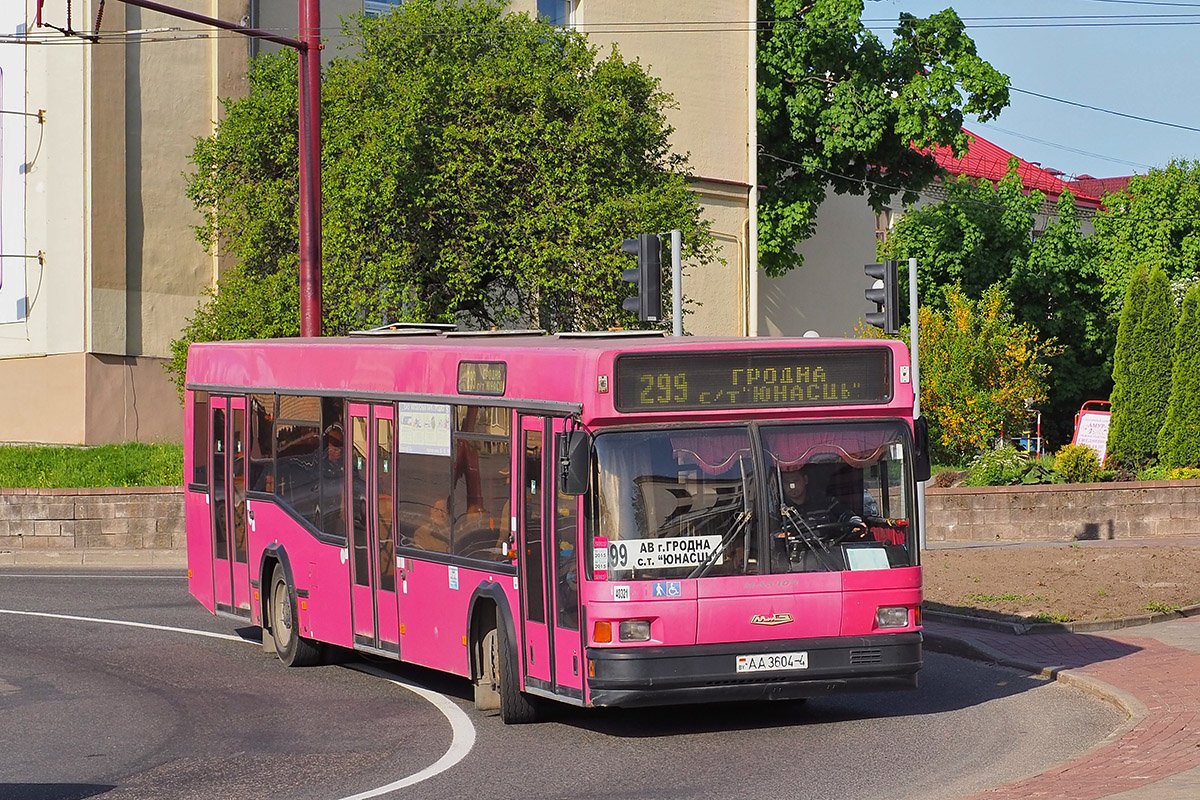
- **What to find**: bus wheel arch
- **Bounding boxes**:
[467,582,540,723]
[262,545,323,667]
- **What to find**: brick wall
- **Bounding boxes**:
[925,480,1200,542]
[0,486,184,553]
[4,481,1198,553]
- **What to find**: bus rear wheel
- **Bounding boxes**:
[493,622,541,724]
[269,565,323,667]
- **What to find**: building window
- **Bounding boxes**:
[365,1,404,18]
[875,208,894,242]
[538,0,576,27]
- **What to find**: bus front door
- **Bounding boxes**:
[211,395,251,618]
[348,403,400,655]
[518,416,584,701]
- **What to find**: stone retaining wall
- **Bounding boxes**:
[925,480,1200,542]
[0,486,184,553]
[3,481,1199,552]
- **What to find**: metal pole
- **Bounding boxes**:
[297,0,323,337]
[909,257,925,551]
[112,0,320,337]
[671,229,682,337]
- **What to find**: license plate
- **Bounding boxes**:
[736,651,809,673]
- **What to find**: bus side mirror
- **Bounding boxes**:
[913,416,932,482]
[558,430,591,496]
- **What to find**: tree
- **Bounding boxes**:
[1159,283,1200,468]
[1092,160,1200,315]
[170,0,717,387]
[756,0,1009,277]
[1011,192,1108,447]
[915,284,1058,465]
[1108,266,1175,469]
[879,169,1108,446]
[879,165,1041,316]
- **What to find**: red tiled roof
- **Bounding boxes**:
[1067,175,1133,199]
[924,128,1103,209]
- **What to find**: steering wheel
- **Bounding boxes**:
[819,520,869,545]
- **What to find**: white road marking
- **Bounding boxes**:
[0,607,477,796]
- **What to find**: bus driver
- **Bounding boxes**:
[775,466,867,549]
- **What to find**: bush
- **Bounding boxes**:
[965,445,1029,487]
[1167,467,1200,480]
[1055,444,1101,483]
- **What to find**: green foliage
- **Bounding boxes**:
[1167,467,1200,480]
[1054,444,1101,484]
[964,445,1027,487]
[172,0,716,390]
[1159,283,1200,468]
[916,284,1058,464]
[880,171,1109,447]
[0,444,183,488]
[881,167,1042,310]
[1108,266,1176,469]
[1091,160,1200,314]
[756,0,1008,276]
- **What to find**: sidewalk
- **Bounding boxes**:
[927,615,1200,800]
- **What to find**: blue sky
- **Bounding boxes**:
[868,0,1200,179]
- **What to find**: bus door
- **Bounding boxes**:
[517,416,584,698]
[348,403,400,655]
[211,395,251,618]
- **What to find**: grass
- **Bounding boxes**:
[966,592,1044,604]
[0,443,183,488]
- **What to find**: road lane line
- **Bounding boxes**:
[0,607,477,797]
[0,608,244,641]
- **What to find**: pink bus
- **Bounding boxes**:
[185,329,929,723]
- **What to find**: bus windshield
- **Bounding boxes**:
[591,421,916,579]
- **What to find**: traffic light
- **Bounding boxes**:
[864,260,900,334]
[620,233,663,323]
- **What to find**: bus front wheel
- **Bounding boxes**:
[493,622,541,724]
[269,565,323,667]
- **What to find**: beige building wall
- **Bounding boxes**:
[1,1,255,445]
[759,192,882,339]
[511,0,757,336]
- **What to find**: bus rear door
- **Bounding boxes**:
[211,395,251,618]
[348,403,400,655]
[518,415,584,701]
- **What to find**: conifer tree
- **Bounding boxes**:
[1107,266,1148,468]
[1159,283,1200,468]
[1108,265,1175,468]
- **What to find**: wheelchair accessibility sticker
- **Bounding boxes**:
[652,581,682,598]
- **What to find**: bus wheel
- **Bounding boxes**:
[269,565,323,667]
[495,622,541,724]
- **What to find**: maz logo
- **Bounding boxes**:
[750,613,794,626]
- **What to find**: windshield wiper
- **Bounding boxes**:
[689,456,754,579]
[774,459,839,572]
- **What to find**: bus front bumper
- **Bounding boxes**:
[585,632,922,708]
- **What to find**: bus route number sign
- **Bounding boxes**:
[614,348,892,411]
[457,361,507,396]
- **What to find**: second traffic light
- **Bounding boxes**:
[621,233,663,323]
[864,260,900,335]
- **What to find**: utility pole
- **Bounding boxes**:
[111,0,323,336]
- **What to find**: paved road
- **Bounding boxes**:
[0,569,1126,800]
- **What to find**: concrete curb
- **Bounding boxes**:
[924,629,1149,738]
[0,549,187,569]
[925,603,1200,635]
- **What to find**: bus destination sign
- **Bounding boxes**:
[457,361,507,396]
[614,348,891,411]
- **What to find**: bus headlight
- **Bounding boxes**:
[618,620,651,642]
[876,606,909,629]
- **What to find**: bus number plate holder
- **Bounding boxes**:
[736,651,809,673]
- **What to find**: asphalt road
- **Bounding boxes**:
[0,569,1126,800]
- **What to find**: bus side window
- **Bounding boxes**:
[191,391,209,486]
[399,453,452,554]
